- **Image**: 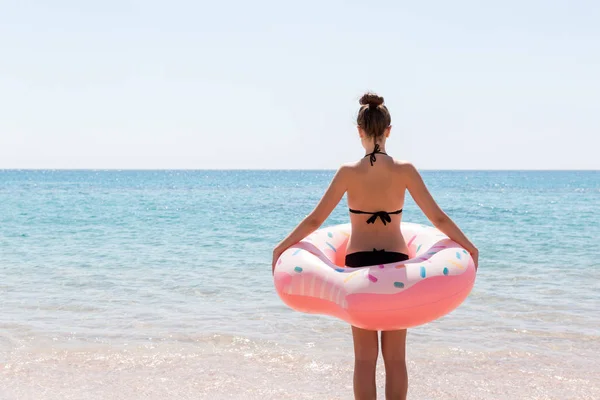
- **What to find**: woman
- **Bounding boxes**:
[272,92,478,400]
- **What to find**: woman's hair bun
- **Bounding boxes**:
[359,92,384,107]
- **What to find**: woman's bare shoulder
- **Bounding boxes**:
[393,159,417,171]
[338,160,361,172]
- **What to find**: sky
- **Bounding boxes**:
[1,0,598,170]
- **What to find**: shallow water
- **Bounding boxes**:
[1,170,598,399]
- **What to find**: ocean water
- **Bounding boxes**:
[0,170,598,400]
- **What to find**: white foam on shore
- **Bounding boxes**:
[0,332,598,400]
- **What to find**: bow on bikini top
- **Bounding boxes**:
[349,143,403,225]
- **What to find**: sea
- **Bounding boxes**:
[0,170,598,400]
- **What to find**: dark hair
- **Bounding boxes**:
[357,92,391,143]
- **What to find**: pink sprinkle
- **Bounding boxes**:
[367,274,378,283]
[378,264,385,269]
[407,235,417,247]
[278,259,282,265]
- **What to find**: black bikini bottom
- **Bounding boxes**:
[345,250,410,268]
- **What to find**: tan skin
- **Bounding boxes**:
[273,126,478,400]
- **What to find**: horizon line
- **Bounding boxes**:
[1,168,599,172]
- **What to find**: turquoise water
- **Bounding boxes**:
[0,170,599,399]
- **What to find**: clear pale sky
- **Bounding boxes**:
[1,1,598,170]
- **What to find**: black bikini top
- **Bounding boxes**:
[350,143,402,225]
[349,209,403,225]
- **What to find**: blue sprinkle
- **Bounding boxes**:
[456,251,462,260]
[416,244,422,253]
[420,266,426,278]
[327,232,333,238]
[326,242,337,252]
[394,282,405,288]
[443,267,449,275]
[427,252,436,256]
[294,266,303,273]
[293,249,302,256]
[335,268,345,272]
[462,250,468,254]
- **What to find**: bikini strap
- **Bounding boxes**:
[364,143,387,166]
[349,209,403,225]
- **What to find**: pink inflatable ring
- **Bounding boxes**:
[273,222,477,330]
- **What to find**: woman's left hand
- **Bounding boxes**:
[272,245,285,275]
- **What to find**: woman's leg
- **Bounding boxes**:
[351,325,379,400]
[381,329,408,400]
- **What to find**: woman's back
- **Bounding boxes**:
[346,152,409,255]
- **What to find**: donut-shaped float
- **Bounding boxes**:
[273,222,477,330]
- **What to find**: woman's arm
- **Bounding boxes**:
[272,166,349,271]
[404,163,478,267]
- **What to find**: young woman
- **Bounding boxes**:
[272,92,478,400]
